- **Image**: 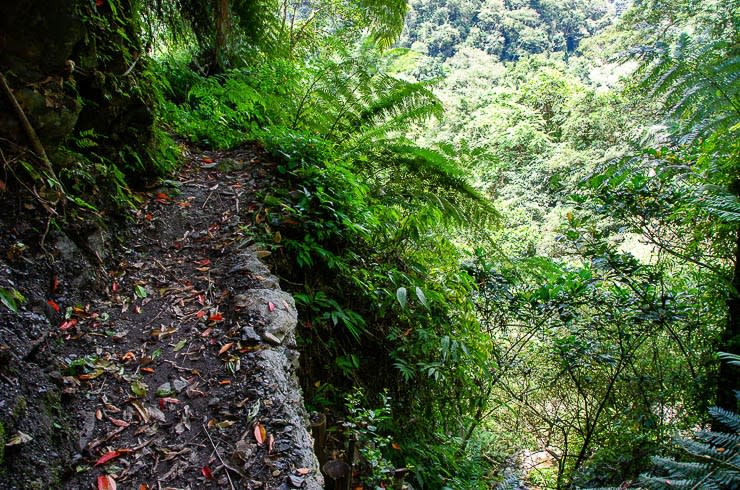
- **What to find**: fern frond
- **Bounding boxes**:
[708,407,740,433]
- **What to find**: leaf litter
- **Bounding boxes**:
[40,144,323,489]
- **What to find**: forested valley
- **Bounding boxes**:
[0,0,738,488]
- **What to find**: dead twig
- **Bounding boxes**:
[202,424,236,490]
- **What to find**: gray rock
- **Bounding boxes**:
[236,289,297,346]
[255,349,323,489]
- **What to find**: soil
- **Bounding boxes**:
[0,143,323,489]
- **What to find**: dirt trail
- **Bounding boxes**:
[0,144,322,489]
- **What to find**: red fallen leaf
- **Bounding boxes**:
[121,351,136,362]
[95,450,121,466]
[60,318,78,331]
[267,302,276,312]
[51,275,60,293]
[140,367,155,374]
[97,475,116,490]
[176,200,192,208]
[201,157,214,164]
[109,418,130,428]
[0,179,5,192]
[200,327,212,337]
[155,192,171,201]
[111,282,120,293]
[196,310,207,319]
[145,212,153,222]
[219,379,231,385]
[254,423,266,445]
[47,299,60,312]
[194,259,211,266]
[139,485,149,490]
[95,0,104,6]
[202,465,214,480]
[209,312,223,322]
[391,442,401,450]
[218,343,233,355]
[197,294,206,306]
[160,397,180,406]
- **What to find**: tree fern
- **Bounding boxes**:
[629,19,739,145]
[639,406,740,489]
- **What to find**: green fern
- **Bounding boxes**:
[632,32,739,144]
[639,406,740,489]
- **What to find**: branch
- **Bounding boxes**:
[0,72,64,201]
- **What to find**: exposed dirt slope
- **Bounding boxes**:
[0,143,322,489]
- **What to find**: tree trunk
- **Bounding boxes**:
[214,0,231,72]
[717,226,740,414]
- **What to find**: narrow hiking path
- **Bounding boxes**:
[0,143,322,489]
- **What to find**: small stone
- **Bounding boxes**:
[172,378,189,392]
[241,325,261,343]
[147,406,166,422]
[156,382,173,397]
[288,475,305,487]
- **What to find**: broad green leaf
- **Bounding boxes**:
[415,287,428,308]
[396,287,407,309]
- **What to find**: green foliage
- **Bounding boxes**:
[402,0,618,61]
[0,288,25,314]
[343,389,396,485]
[639,405,740,489]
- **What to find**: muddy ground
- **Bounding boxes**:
[0,143,323,489]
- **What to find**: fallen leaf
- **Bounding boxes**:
[97,475,117,490]
[134,284,148,299]
[296,468,311,476]
[95,450,121,466]
[267,302,275,313]
[109,418,130,428]
[219,379,231,385]
[130,379,148,397]
[5,431,32,446]
[200,327,212,337]
[202,465,214,480]
[254,423,266,445]
[96,409,103,420]
[196,310,207,320]
[194,259,211,266]
[111,282,120,293]
[51,275,60,293]
[268,433,274,454]
[121,351,136,362]
[139,484,149,490]
[47,299,60,312]
[392,442,401,450]
[173,339,187,352]
[60,318,78,331]
[218,343,233,355]
[141,367,155,374]
[209,312,224,322]
[201,157,214,164]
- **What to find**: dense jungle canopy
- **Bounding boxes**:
[0,0,738,488]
